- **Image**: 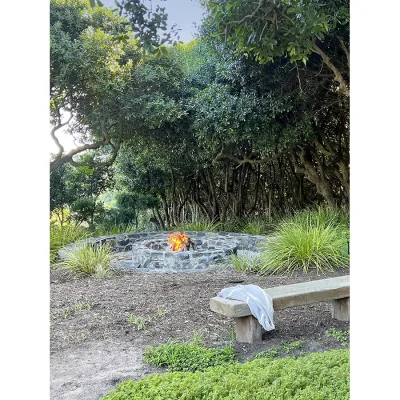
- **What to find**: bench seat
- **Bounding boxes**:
[210,275,350,344]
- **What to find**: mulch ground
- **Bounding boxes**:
[50,265,349,399]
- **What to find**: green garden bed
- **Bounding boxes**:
[102,349,349,400]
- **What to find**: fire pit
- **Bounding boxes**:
[58,231,266,272]
[131,231,239,271]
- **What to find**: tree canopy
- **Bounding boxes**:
[50,0,350,227]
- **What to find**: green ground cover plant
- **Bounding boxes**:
[254,340,304,359]
[103,349,349,400]
[143,334,236,372]
[60,243,113,278]
[256,207,349,274]
[325,328,350,346]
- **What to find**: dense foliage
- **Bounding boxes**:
[102,349,349,400]
[50,0,350,231]
[50,0,185,172]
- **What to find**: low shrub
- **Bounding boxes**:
[102,349,349,400]
[143,335,236,372]
[257,207,349,274]
[60,243,113,278]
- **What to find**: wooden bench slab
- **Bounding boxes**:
[210,275,350,344]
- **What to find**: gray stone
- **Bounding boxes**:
[234,316,263,344]
[331,297,350,321]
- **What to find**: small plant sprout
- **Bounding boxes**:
[157,307,165,318]
[127,314,148,331]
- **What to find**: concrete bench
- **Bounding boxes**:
[210,275,350,344]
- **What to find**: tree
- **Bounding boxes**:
[50,155,114,225]
[203,0,349,96]
[50,0,185,172]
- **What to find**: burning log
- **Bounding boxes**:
[168,232,196,251]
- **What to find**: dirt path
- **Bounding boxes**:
[51,338,159,400]
[50,267,349,399]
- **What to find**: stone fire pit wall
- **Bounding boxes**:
[58,231,267,271]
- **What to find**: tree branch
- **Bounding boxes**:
[226,0,266,26]
[214,152,280,166]
[50,113,73,162]
[337,36,350,68]
[50,133,120,172]
[311,42,349,96]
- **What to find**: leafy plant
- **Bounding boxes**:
[325,328,350,346]
[103,349,349,400]
[143,334,236,372]
[257,207,349,274]
[60,243,113,278]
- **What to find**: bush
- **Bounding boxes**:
[60,243,113,278]
[257,207,349,274]
[143,335,236,372]
[102,349,349,400]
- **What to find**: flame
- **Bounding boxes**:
[168,231,189,252]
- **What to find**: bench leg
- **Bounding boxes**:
[234,316,263,344]
[331,297,350,321]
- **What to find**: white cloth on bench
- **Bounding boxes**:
[218,284,275,331]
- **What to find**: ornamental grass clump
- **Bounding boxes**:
[61,243,113,278]
[50,224,88,265]
[102,349,349,400]
[258,207,349,274]
[174,219,221,232]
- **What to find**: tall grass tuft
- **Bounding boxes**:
[174,219,221,232]
[91,223,138,236]
[61,243,113,278]
[257,207,349,274]
[230,252,263,272]
[50,224,88,265]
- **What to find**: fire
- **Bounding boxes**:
[168,231,189,252]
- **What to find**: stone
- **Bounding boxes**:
[331,297,350,321]
[234,316,263,344]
